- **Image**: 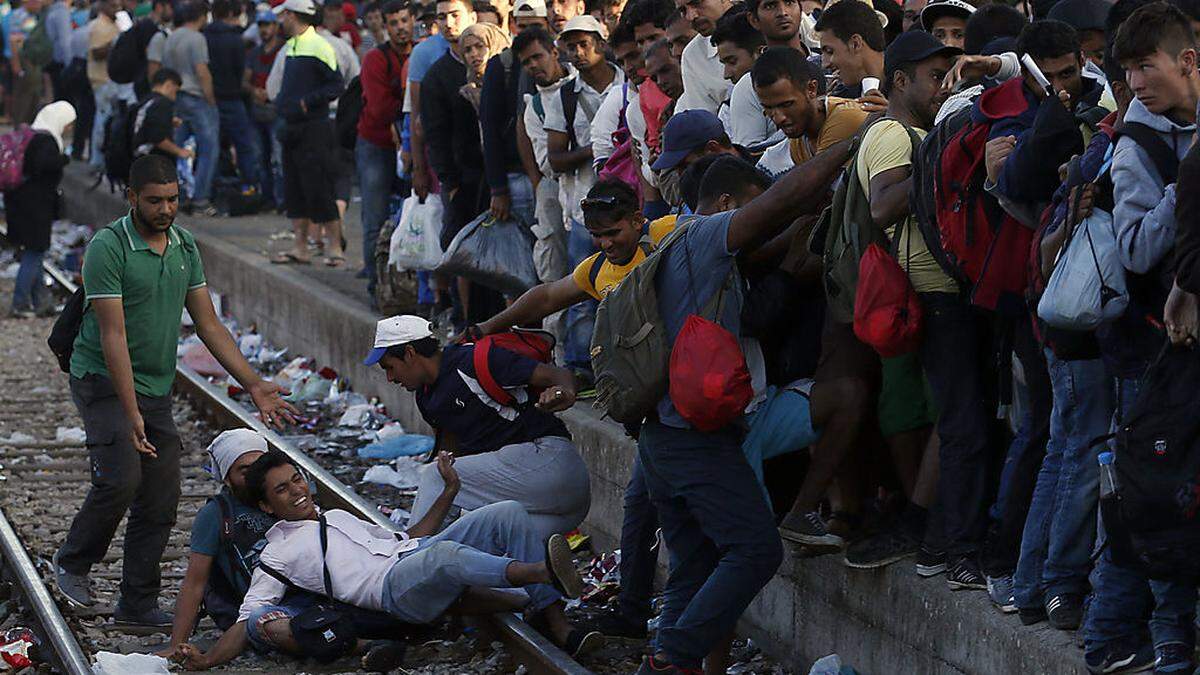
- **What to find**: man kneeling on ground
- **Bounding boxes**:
[166,449,600,669]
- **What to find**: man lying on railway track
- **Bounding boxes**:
[166,449,601,669]
[52,154,298,628]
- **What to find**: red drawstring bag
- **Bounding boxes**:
[669,314,753,431]
[853,241,923,357]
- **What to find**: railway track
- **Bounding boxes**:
[0,255,593,674]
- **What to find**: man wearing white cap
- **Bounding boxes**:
[160,429,274,657]
[364,316,592,544]
[920,0,974,51]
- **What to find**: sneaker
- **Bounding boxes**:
[561,628,604,657]
[1153,642,1195,674]
[112,603,172,628]
[915,544,947,577]
[946,557,987,591]
[1018,605,1048,626]
[1046,593,1084,630]
[583,607,647,639]
[51,549,91,608]
[9,308,36,319]
[545,534,583,599]
[1086,640,1155,674]
[634,656,703,675]
[986,575,1017,613]
[778,510,845,550]
[361,639,406,673]
[844,529,917,569]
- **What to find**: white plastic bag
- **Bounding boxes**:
[93,652,171,675]
[388,192,444,271]
[1038,208,1128,330]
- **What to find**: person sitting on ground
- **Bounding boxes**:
[132,68,195,160]
[364,315,592,545]
[165,450,600,669]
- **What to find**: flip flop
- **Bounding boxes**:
[271,251,311,265]
[325,254,346,268]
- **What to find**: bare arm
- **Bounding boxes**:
[726,138,853,253]
[195,62,216,104]
[478,277,589,336]
[547,129,592,174]
[516,113,540,188]
[867,166,912,229]
[155,137,192,158]
[529,362,578,413]
[186,288,298,427]
[165,553,213,648]
[175,620,249,670]
[147,60,160,80]
[405,452,460,537]
[93,298,157,456]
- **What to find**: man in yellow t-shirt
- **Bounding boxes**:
[465,179,677,340]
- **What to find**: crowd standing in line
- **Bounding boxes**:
[9,0,1200,671]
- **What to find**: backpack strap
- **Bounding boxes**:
[318,514,333,598]
[471,338,516,407]
[561,82,580,149]
[215,492,233,542]
[587,252,608,289]
[1115,121,1180,184]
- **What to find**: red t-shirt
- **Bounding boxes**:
[357,44,408,149]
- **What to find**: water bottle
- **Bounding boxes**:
[1099,451,1119,500]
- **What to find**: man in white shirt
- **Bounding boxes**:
[168,450,600,669]
[674,0,731,113]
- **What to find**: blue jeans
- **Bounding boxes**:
[254,116,285,208]
[565,219,597,369]
[1084,377,1198,654]
[174,92,220,203]
[637,421,783,668]
[383,501,560,623]
[12,248,43,311]
[215,99,262,188]
[617,456,659,624]
[356,137,396,296]
[506,172,535,225]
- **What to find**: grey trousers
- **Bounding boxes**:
[408,436,591,544]
[59,374,182,612]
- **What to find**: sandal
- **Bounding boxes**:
[325,253,346,268]
[271,251,311,265]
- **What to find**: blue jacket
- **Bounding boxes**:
[275,26,344,124]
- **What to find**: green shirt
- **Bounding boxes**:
[70,214,207,397]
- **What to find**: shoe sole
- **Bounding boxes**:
[51,551,91,609]
[546,534,582,599]
[571,630,604,657]
[844,550,916,569]
[1095,654,1154,674]
[779,527,845,550]
[915,563,947,577]
[110,619,173,629]
[947,580,988,591]
[995,603,1018,614]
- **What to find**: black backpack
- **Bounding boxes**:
[1104,344,1200,584]
[201,492,272,631]
[335,44,394,150]
[47,223,123,372]
[101,99,138,189]
[107,19,160,84]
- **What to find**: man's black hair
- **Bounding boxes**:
[1113,1,1197,62]
[710,7,764,53]
[1105,0,1155,83]
[383,336,441,361]
[1169,0,1200,21]
[381,0,411,15]
[626,0,674,28]
[212,0,238,19]
[645,36,672,59]
[964,4,1027,55]
[1016,19,1081,60]
[666,5,688,26]
[473,0,499,16]
[174,0,205,25]
[514,25,557,56]
[611,18,636,46]
[813,0,885,52]
[246,450,301,508]
[582,179,641,228]
[751,45,825,92]
[679,153,723,212]
[696,155,772,210]
[151,66,182,87]
[129,154,179,191]
[877,0,902,44]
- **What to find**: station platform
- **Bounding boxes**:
[63,161,1087,674]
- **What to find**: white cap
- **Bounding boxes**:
[206,429,268,482]
[920,0,975,31]
[559,14,607,40]
[363,315,435,365]
[513,0,547,18]
[273,0,318,16]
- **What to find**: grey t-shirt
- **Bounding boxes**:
[161,26,208,98]
[146,29,166,64]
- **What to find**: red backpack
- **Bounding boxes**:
[932,79,1033,311]
[471,329,556,407]
[0,125,35,192]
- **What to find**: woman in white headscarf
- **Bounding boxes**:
[9,100,75,318]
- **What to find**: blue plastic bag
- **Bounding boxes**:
[357,434,435,460]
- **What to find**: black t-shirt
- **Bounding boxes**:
[415,344,570,454]
[133,93,175,157]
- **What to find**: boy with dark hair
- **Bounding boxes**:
[205,0,263,194]
[711,7,764,85]
[675,0,731,113]
[133,68,193,160]
[725,0,804,152]
[665,6,697,60]
[1082,5,1200,670]
[920,0,974,50]
[813,0,885,98]
[962,3,1027,56]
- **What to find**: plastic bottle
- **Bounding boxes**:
[1099,451,1119,500]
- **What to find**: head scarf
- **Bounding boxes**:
[459,22,511,83]
[32,101,77,153]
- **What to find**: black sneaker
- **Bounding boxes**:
[583,607,647,639]
[634,656,703,675]
[1085,639,1154,674]
[1153,641,1195,673]
[946,557,987,591]
[1018,605,1048,626]
[561,628,604,657]
[915,544,947,577]
[778,510,845,550]
[844,529,917,569]
[112,604,173,628]
[1046,593,1084,630]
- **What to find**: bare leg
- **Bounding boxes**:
[320,219,345,263]
[535,600,572,644]
[788,378,871,514]
[448,587,529,615]
[288,219,311,261]
[885,426,931,501]
[505,560,551,586]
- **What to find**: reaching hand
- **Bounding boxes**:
[490,193,512,221]
[248,380,299,429]
[1165,281,1199,347]
[942,55,1001,91]
[435,451,460,495]
[985,135,1016,185]
[536,384,576,413]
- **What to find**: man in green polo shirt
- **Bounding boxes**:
[53,154,298,628]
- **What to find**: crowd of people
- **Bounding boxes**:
[8,0,1200,670]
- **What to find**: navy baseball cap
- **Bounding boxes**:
[652,110,728,173]
[883,30,963,84]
